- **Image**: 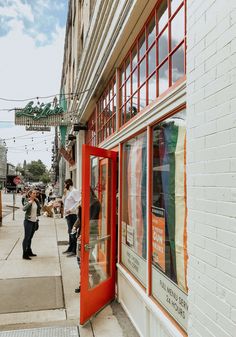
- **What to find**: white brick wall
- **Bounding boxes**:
[187,1,236,337]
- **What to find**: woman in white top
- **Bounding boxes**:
[22,190,41,260]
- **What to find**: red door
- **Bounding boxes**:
[80,144,117,325]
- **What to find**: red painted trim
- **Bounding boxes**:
[147,126,152,296]
[80,144,117,325]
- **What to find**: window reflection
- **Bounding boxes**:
[159,62,168,95]
[132,69,138,93]
[148,74,156,103]
[172,45,184,83]
[171,7,184,50]
[140,85,146,109]
[126,78,131,100]
[132,47,138,70]
[139,32,146,59]
[152,110,187,290]
[140,59,146,85]
[158,29,168,63]
[148,45,156,76]
[171,0,182,14]
[118,0,185,127]
[158,0,168,32]
[126,100,131,121]
[126,57,131,78]
[148,16,156,47]
[121,132,147,285]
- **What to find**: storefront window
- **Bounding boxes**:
[151,110,188,331]
[121,132,147,285]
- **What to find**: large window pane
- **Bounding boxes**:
[121,106,125,126]
[158,28,168,63]
[171,7,184,50]
[172,44,185,83]
[126,57,131,78]
[132,69,138,93]
[132,46,138,70]
[126,100,131,122]
[139,58,146,85]
[132,93,138,116]
[139,32,146,59]
[139,85,146,109]
[171,0,183,15]
[158,0,168,32]
[126,77,131,101]
[159,61,168,95]
[122,132,147,285]
[148,16,156,47]
[121,85,125,105]
[121,66,125,84]
[148,45,156,76]
[148,73,156,104]
[151,110,188,330]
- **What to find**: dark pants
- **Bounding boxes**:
[22,219,36,253]
[66,214,77,253]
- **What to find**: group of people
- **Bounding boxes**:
[21,178,101,293]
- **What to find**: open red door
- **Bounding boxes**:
[80,144,117,325]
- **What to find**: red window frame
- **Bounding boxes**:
[97,76,117,144]
[119,0,186,126]
[85,108,97,146]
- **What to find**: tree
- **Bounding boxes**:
[26,160,46,182]
[40,172,51,184]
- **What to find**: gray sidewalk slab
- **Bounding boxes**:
[0,197,138,337]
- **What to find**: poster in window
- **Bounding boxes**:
[152,206,165,272]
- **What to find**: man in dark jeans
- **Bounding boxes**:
[62,179,81,257]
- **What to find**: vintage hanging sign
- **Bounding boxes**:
[60,146,75,166]
[15,101,65,126]
[25,125,51,132]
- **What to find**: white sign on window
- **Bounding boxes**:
[121,243,146,286]
[126,224,134,246]
[152,267,188,331]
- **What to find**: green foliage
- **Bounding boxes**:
[18,160,51,183]
[27,160,46,181]
[40,172,51,184]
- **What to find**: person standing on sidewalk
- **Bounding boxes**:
[22,190,41,260]
[62,179,81,257]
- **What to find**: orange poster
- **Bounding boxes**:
[152,207,165,272]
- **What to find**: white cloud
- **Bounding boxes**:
[0,12,66,168]
[0,0,34,22]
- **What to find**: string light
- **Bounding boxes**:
[0,88,92,103]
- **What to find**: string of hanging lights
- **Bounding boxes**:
[0,88,91,103]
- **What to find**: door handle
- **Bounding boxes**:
[84,235,111,251]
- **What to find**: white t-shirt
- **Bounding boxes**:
[64,187,81,216]
[30,201,37,222]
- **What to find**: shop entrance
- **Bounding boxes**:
[80,144,117,325]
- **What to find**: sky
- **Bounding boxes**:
[0,0,68,169]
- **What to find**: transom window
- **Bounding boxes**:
[86,108,97,146]
[97,76,117,144]
[85,0,186,145]
[119,0,186,126]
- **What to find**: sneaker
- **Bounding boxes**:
[66,252,76,257]
[62,250,71,254]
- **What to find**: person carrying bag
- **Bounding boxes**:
[22,190,41,260]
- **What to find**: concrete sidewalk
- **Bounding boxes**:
[0,205,138,337]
